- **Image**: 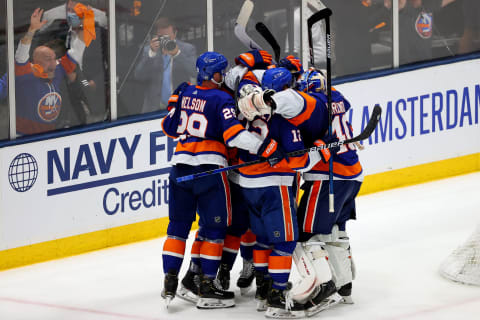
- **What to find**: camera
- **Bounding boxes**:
[157,35,177,51]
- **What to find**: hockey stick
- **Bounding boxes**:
[308,8,335,212]
[255,22,281,62]
[307,8,332,68]
[234,0,264,51]
[176,104,382,183]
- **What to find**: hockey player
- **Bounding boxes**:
[160,51,286,309]
[214,49,275,295]
[259,67,363,314]
[231,67,334,318]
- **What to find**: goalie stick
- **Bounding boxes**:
[176,104,382,183]
[234,0,264,51]
[255,22,281,62]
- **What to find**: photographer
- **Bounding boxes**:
[134,17,196,113]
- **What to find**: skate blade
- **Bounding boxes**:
[162,296,174,309]
[176,286,199,304]
[306,292,342,317]
[239,284,253,296]
[196,297,235,309]
[265,307,306,319]
[340,295,354,304]
[255,298,267,311]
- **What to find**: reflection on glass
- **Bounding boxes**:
[116,0,206,117]
[13,0,109,137]
[0,0,7,140]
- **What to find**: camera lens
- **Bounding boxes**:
[164,39,176,51]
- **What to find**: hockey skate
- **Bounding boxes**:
[215,263,230,290]
[196,275,235,309]
[303,280,342,317]
[254,271,272,311]
[237,259,255,295]
[265,288,306,319]
[338,282,354,304]
[176,270,200,304]
[161,271,178,308]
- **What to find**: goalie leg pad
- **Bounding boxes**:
[324,231,354,289]
[290,241,332,303]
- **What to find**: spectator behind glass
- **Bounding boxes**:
[37,0,109,124]
[0,73,6,101]
[134,17,197,113]
[458,0,480,54]
[383,0,456,65]
[15,8,79,136]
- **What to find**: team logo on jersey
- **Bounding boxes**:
[415,12,433,39]
[37,92,62,122]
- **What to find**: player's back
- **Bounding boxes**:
[162,85,244,167]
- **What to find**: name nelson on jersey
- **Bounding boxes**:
[181,96,206,112]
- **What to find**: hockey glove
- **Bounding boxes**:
[235,50,273,70]
[278,55,304,75]
[257,138,287,167]
[167,81,190,111]
[314,134,340,163]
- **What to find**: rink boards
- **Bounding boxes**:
[0,59,479,270]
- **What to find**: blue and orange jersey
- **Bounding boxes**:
[230,114,321,188]
[272,88,363,181]
[14,54,77,135]
[161,84,258,167]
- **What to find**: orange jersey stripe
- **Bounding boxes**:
[312,160,363,177]
[223,123,245,143]
[304,181,321,233]
[163,238,186,255]
[243,71,260,84]
[176,139,227,157]
[268,255,292,271]
[287,154,310,170]
[280,186,294,242]
[239,161,294,176]
[190,239,202,256]
[288,91,317,127]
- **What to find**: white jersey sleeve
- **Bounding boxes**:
[224,65,248,91]
[271,88,304,119]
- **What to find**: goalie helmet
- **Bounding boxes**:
[297,68,326,93]
[196,51,228,84]
[261,67,292,92]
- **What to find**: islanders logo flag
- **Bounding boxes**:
[415,12,433,39]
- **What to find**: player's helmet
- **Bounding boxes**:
[261,67,293,92]
[297,68,326,93]
[196,51,228,84]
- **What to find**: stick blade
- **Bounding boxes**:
[307,8,332,28]
[354,104,382,141]
[255,22,281,62]
[236,0,254,27]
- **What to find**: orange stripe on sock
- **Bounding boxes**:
[241,229,256,245]
[253,249,271,265]
[268,255,292,271]
[200,241,223,259]
[224,235,241,251]
[163,238,186,255]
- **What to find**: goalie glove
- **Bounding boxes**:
[237,88,274,121]
[235,50,273,70]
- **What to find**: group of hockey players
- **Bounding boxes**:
[160,47,363,318]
